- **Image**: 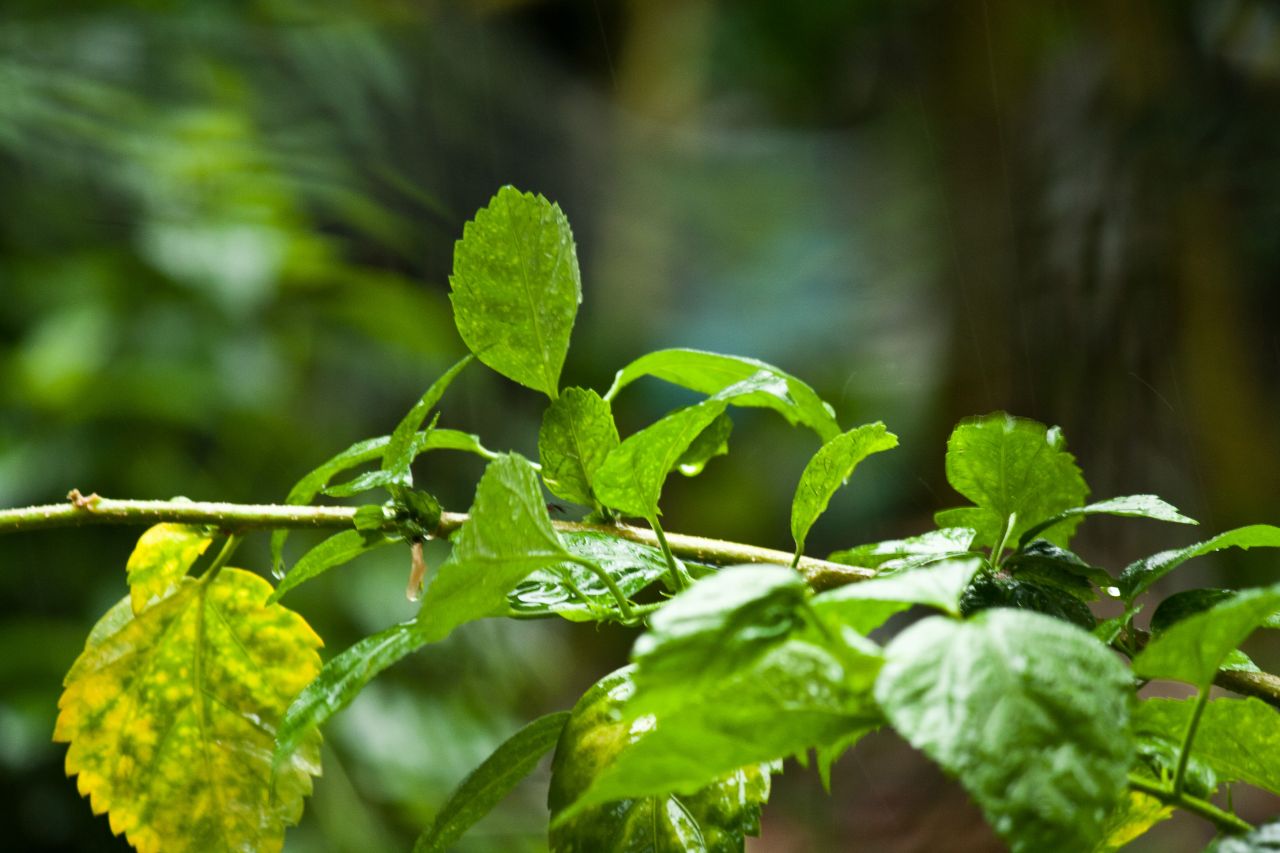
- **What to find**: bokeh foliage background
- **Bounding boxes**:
[1,0,1277,850]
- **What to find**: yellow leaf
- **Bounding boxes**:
[55,568,323,853]
[125,524,214,615]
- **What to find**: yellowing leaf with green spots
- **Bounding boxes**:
[55,568,323,853]
[125,524,214,615]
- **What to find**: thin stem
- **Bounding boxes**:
[649,517,690,592]
[568,556,635,623]
[1127,774,1252,836]
[790,546,802,569]
[200,534,243,583]
[1173,685,1211,798]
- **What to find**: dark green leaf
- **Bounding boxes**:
[593,398,729,520]
[548,667,772,853]
[507,532,672,622]
[1118,525,1280,600]
[537,387,619,507]
[414,712,570,853]
[675,411,733,477]
[1134,697,1280,795]
[934,413,1089,548]
[1017,494,1196,548]
[268,529,391,603]
[959,573,1097,630]
[1207,820,1280,852]
[565,640,881,817]
[416,454,571,642]
[605,348,840,441]
[1005,540,1106,601]
[876,610,1133,853]
[382,355,473,485]
[790,422,898,556]
[1133,583,1280,687]
[629,565,809,716]
[449,187,581,398]
[1149,588,1280,635]
[828,527,976,572]
[813,556,984,624]
[275,621,426,766]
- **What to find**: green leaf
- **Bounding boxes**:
[593,398,729,520]
[55,569,323,853]
[1118,525,1280,600]
[605,348,841,441]
[566,640,880,817]
[414,711,570,853]
[507,532,673,622]
[268,529,392,603]
[812,556,984,624]
[125,523,214,614]
[1017,494,1196,547]
[382,355,473,485]
[417,454,572,642]
[934,413,1089,548]
[1005,540,1109,600]
[828,527,976,572]
[876,610,1133,853]
[675,411,733,477]
[628,565,810,716]
[790,423,898,556]
[548,667,773,853]
[1150,588,1280,635]
[959,573,1097,630]
[1133,583,1280,687]
[323,429,497,498]
[1093,791,1172,853]
[1207,820,1280,852]
[537,387,619,506]
[1133,697,1280,795]
[449,186,581,398]
[275,620,425,765]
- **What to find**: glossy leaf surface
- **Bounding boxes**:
[813,556,983,622]
[269,529,391,602]
[960,573,1098,630]
[675,411,733,477]
[450,187,581,397]
[538,387,619,507]
[1017,494,1195,547]
[828,527,975,572]
[56,569,323,853]
[1119,525,1280,600]
[876,610,1132,853]
[790,422,898,555]
[508,532,672,622]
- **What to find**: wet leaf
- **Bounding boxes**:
[450,187,581,398]
[876,610,1132,853]
[675,411,733,477]
[1005,540,1108,600]
[322,429,496,498]
[55,569,323,853]
[960,572,1097,630]
[548,667,772,853]
[605,348,840,441]
[125,524,214,614]
[1118,525,1280,601]
[828,527,976,572]
[813,556,983,626]
[268,529,392,603]
[1150,588,1280,635]
[538,387,619,507]
[934,413,1089,549]
[507,532,672,622]
[790,423,898,556]
[1133,697,1280,796]
[414,712,570,853]
[1133,583,1280,687]
[382,355,473,486]
[1017,494,1196,547]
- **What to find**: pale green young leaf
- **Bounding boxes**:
[547,667,773,853]
[1118,524,1280,600]
[449,187,581,398]
[675,411,732,477]
[628,565,809,715]
[790,422,898,555]
[125,523,214,614]
[605,348,841,441]
[593,398,729,519]
[537,387,619,506]
[1093,792,1172,853]
[507,532,673,622]
[414,711,570,853]
[828,527,976,572]
[564,640,881,818]
[1133,583,1280,687]
[1017,494,1196,547]
[812,556,984,623]
[417,454,571,642]
[934,413,1089,548]
[57,569,323,853]
[382,355,473,485]
[876,610,1133,853]
[1133,697,1280,796]
[268,529,391,603]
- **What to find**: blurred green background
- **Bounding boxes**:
[1,0,1277,850]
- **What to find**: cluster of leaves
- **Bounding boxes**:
[55,187,1280,852]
